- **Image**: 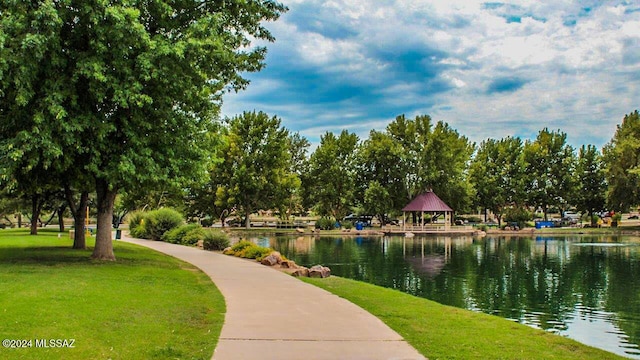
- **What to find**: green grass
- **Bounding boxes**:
[0,228,225,360]
[303,276,626,360]
[533,226,640,235]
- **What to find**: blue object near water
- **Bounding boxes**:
[535,221,554,229]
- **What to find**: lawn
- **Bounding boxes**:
[0,228,225,360]
[303,276,626,360]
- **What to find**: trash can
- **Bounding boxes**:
[355,222,364,231]
[115,229,122,240]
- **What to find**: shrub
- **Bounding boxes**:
[162,224,202,244]
[181,227,206,246]
[231,240,254,253]
[129,224,147,239]
[222,240,281,261]
[504,207,532,229]
[203,231,230,251]
[242,245,272,260]
[128,211,147,238]
[342,221,353,230]
[200,218,214,227]
[145,208,184,241]
[315,217,334,230]
[128,211,145,228]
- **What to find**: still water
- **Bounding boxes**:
[249,234,640,358]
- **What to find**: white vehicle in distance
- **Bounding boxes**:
[562,211,580,224]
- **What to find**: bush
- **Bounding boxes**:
[145,208,184,241]
[222,240,281,261]
[315,217,334,230]
[342,221,353,230]
[181,227,206,245]
[162,224,202,244]
[203,231,230,251]
[128,211,145,228]
[242,245,273,261]
[504,207,532,229]
[231,240,254,253]
[128,211,147,238]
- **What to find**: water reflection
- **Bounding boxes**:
[238,235,640,358]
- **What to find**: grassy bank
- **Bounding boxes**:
[0,229,225,360]
[303,276,625,360]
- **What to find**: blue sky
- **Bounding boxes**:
[221,0,640,149]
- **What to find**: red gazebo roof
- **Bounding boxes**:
[402,191,453,212]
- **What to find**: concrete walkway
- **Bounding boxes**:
[121,235,426,360]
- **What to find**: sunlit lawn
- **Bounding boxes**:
[0,228,224,360]
[304,276,626,360]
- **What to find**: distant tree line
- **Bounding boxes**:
[173,109,640,229]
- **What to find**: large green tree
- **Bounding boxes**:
[386,114,474,213]
[357,130,406,213]
[575,144,606,224]
[305,130,359,220]
[363,180,392,225]
[523,129,576,220]
[469,137,526,225]
[603,110,640,212]
[285,132,310,216]
[0,1,286,259]
[215,111,298,228]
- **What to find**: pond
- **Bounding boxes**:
[243,234,640,358]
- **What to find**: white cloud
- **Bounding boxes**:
[221,0,640,149]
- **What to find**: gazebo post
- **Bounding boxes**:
[403,211,406,231]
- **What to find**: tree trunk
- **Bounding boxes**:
[65,186,88,250]
[92,178,116,260]
[17,213,22,228]
[43,209,58,226]
[58,205,65,232]
[244,211,251,229]
[74,194,88,250]
[30,194,43,235]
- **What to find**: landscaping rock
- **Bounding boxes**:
[291,267,309,277]
[309,265,331,278]
[296,228,305,233]
[280,260,298,269]
[196,240,204,249]
[260,251,283,266]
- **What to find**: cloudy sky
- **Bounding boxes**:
[221,0,640,149]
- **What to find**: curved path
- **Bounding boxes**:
[121,235,426,360]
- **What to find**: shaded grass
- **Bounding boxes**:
[303,276,625,360]
[0,228,224,360]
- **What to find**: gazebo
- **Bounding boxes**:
[402,191,453,231]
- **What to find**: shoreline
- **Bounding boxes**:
[224,226,640,238]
